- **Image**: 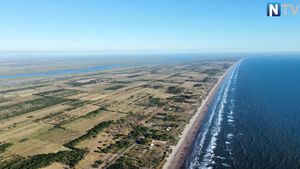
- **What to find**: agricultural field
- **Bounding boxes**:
[0,58,235,169]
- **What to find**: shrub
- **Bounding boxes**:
[0,142,13,153]
[166,86,183,94]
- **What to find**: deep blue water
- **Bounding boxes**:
[185,56,300,169]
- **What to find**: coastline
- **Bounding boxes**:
[162,65,234,169]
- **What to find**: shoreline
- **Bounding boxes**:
[163,65,234,169]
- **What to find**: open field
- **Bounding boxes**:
[0,58,236,169]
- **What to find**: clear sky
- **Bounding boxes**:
[0,0,299,52]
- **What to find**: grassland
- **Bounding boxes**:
[0,58,236,169]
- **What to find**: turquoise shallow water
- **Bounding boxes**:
[185,56,300,169]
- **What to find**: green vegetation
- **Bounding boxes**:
[91,160,103,168]
[223,63,231,69]
[2,148,86,169]
[163,105,185,112]
[107,156,140,169]
[101,125,171,153]
[33,112,62,122]
[153,113,180,122]
[82,108,104,118]
[37,89,81,98]
[202,68,220,76]
[67,79,101,87]
[36,89,65,96]
[0,97,10,103]
[147,97,167,107]
[101,139,131,153]
[0,142,13,153]
[1,121,113,169]
[141,83,163,89]
[64,121,112,148]
[193,83,202,87]
[136,137,151,145]
[0,59,234,169]
[18,138,29,143]
[201,77,210,83]
[0,85,44,94]
[67,99,89,107]
[0,96,66,120]
[53,124,66,130]
[111,80,132,84]
[66,81,83,87]
[127,74,142,78]
[144,129,170,141]
[105,85,126,90]
[133,126,172,141]
[166,86,184,94]
[169,94,192,102]
[0,155,24,169]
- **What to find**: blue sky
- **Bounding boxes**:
[0,0,299,52]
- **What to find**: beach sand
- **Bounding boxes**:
[163,66,233,169]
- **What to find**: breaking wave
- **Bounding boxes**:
[186,61,242,169]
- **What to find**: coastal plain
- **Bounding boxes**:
[0,58,236,169]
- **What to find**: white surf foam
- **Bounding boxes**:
[188,61,244,169]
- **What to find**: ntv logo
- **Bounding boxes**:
[267,3,300,17]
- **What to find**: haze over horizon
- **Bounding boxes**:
[0,0,300,52]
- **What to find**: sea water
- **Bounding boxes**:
[185,55,300,169]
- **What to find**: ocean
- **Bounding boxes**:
[184,56,300,169]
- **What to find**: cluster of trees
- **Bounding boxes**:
[0,85,44,94]
[33,112,62,123]
[64,120,113,148]
[2,121,113,169]
[67,99,88,107]
[148,97,166,107]
[82,108,106,118]
[169,94,193,103]
[2,148,86,169]
[107,156,140,169]
[201,77,210,83]
[101,125,172,153]
[67,79,100,87]
[141,83,163,89]
[163,105,184,113]
[202,68,220,76]
[223,63,231,69]
[91,160,103,168]
[36,89,66,96]
[101,139,132,153]
[166,86,184,94]
[144,129,170,141]
[0,96,66,120]
[105,85,125,90]
[193,83,203,87]
[131,125,171,141]
[153,113,180,122]
[0,142,13,153]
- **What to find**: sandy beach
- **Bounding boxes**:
[163,66,233,169]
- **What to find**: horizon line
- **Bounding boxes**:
[1,49,300,55]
